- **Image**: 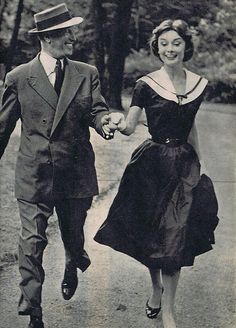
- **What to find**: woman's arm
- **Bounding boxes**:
[187,121,202,160]
[116,106,143,136]
[188,121,210,175]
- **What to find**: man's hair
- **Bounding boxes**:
[38,28,68,41]
[149,19,194,62]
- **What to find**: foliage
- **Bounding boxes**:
[0,0,235,103]
[123,49,158,89]
[128,0,220,51]
[0,0,92,65]
[123,0,236,102]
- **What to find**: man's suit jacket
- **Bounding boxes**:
[0,55,109,202]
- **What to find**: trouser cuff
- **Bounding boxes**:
[18,306,42,317]
[18,295,42,317]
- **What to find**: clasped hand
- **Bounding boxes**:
[102,112,126,139]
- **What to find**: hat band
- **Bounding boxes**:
[36,11,72,31]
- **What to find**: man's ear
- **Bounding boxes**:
[44,34,51,44]
[38,33,51,44]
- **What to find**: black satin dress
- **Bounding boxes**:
[94,69,219,273]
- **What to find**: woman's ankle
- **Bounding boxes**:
[148,285,163,307]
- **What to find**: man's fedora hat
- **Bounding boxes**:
[28,3,83,34]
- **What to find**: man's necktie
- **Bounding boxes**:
[54,59,64,96]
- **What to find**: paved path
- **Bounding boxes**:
[0,104,235,328]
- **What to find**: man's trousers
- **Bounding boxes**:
[17,197,92,317]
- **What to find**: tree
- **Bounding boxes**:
[0,0,8,33]
[88,0,134,109]
[5,0,24,74]
[1,0,234,105]
[106,0,134,109]
[90,0,107,95]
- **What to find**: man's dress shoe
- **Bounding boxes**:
[28,316,44,328]
[61,265,78,300]
[18,297,32,316]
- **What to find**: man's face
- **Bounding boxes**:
[46,27,76,58]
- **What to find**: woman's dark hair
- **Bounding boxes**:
[150,19,194,62]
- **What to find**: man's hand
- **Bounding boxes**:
[101,114,117,139]
[101,112,126,139]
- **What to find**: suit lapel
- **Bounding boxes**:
[27,55,58,110]
[50,59,85,136]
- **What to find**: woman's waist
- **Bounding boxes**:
[129,138,198,166]
[151,136,187,147]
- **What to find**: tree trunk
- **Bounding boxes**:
[5,0,24,74]
[134,0,141,50]
[90,0,107,96]
[0,0,7,33]
[107,0,134,110]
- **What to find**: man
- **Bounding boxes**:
[0,3,114,328]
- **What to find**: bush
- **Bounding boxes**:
[123,49,159,92]
[0,84,4,99]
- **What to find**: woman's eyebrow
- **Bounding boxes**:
[159,37,182,41]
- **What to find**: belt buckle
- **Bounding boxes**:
[165,138,170,144]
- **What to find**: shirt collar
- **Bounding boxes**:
[40,51,64,76]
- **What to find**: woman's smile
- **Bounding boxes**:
[165,53,178,59]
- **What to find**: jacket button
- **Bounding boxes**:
[42,119,47,124]
[47,160,51,164]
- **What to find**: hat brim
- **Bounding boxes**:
[28,17,84,34]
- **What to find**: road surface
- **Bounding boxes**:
[0,103,235,328]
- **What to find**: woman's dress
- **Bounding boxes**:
[94,68,219,273]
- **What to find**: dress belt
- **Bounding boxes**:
[152,137,186,147]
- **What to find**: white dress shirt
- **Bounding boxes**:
[39,51,64,87]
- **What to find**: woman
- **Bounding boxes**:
[95,19,219,328]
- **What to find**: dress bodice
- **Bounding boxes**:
[130,68,208,141]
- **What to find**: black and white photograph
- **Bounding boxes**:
[0,1,235,327]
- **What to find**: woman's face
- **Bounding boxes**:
[157,30,185,67]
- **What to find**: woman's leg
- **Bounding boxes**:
[161,270,180,328]
[148,268,163,308]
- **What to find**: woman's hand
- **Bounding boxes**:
[109,112,126,132]
[106,106,142,136]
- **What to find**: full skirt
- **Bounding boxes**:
[94,139,219,273]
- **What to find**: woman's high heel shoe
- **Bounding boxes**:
[145,300,161,319]
[145,287,164,319]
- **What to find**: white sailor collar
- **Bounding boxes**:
[138,67,208,105]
